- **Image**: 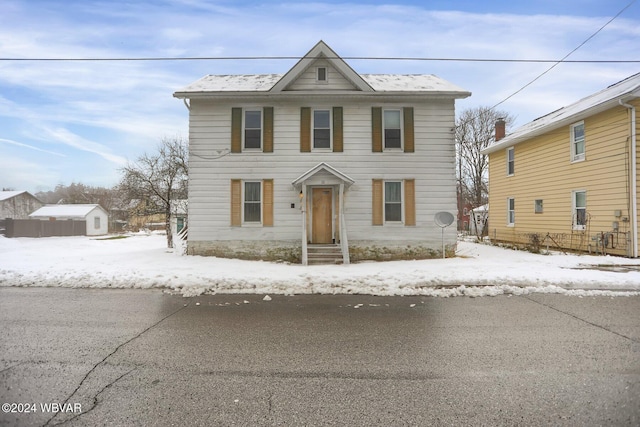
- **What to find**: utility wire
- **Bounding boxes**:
[0,56,638,63]
[491,0,638,110]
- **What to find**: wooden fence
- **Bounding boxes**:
[1,218,86,238]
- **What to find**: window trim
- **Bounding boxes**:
[312,108,332,150]
[94,216,101,229]
[507,197,515,227]
[383,109,403,151]
[243,108,263,151]
[242,181,262,225]
[572,190,587,230]
[383,180,404,223]
[506,147,515,176]
[570,121,585,163]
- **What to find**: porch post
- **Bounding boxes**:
[339,182,350,264]
[301,185,308,265]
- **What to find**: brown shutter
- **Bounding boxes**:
[231,179,241,226]
[231,108,242,153]
[300,107,311,152]
[263,179,274,226]
[404,179,416,226]
[333,106,343,152]
[403,107,414,153]
[372,107,382,152]
[372,179,383,225]
[263,107,273,153]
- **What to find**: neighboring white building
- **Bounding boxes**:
[173,41,470,264]
[29,204,109,236]
[469,204,489,237]
[0,191,43,219]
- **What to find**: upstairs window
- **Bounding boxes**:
[231,107,273,153]
[507,147,515,176]
[571,121,585,162]
[383,110,402,149]
[244,110,262,150]
[313,109,331,149]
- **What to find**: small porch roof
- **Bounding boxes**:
[291,162,355,189]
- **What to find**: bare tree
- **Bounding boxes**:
[456,106,515,209]
[119,137,188,248]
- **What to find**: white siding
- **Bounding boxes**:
[286,59,358,91]
[187,97,457,249]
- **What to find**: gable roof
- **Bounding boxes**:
[0,190,34,201]
[270,40,374,93]
[292,162,355,188]
[29,204,107,218]
[173,41,470,99]
[483,72,640,154]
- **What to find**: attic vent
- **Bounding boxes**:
[317,67,327,83]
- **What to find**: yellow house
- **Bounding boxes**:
[482,73,640,257]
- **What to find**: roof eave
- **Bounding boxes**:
[482,93,639,154]
[174,90,472,99]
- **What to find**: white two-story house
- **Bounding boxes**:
[173,41,470,264]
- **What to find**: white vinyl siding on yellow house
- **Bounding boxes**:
[486,100,639,256]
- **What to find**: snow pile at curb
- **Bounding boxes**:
[1,234,639,298]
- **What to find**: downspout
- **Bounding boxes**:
[182,99,191,111]
[620,99,638,257]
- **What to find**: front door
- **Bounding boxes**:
[312,187,333,243]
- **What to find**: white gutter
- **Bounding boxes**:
[620,99,638,258]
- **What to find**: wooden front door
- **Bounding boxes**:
[312,188,333,243]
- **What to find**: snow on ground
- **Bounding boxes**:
[1,233,639,298]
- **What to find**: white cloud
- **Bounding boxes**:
[0,0,638,191]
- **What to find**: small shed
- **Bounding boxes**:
[29,204,109,236]
[469,204,488,237]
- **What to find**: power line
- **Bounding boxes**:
[491,0,638,110]
[0,56,638,63]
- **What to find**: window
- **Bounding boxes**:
[372,107,414,153]
[94,217,100,229]
[535,199,543,214]
[244,182,262,223]
[507,198,515,226]
[573,190,586,230]
[313,109,331,149]
[244,110,262,149]
[384,181,402,222]
[383,110,402,149]
[316,67,327,83]
[507,147,515,175]
[571,121,585,162]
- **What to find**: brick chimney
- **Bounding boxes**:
[495,118,506,141]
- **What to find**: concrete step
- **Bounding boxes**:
[307,244,344,265]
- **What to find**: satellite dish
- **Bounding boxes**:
[434,211,455,228]
[434,211,455,259]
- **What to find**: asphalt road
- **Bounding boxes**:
[1,288,639,426]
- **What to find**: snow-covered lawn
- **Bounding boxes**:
[1,233,639,297]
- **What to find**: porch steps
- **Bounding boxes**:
[307,244,344,265]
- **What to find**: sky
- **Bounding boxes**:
[1,0,639,193]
